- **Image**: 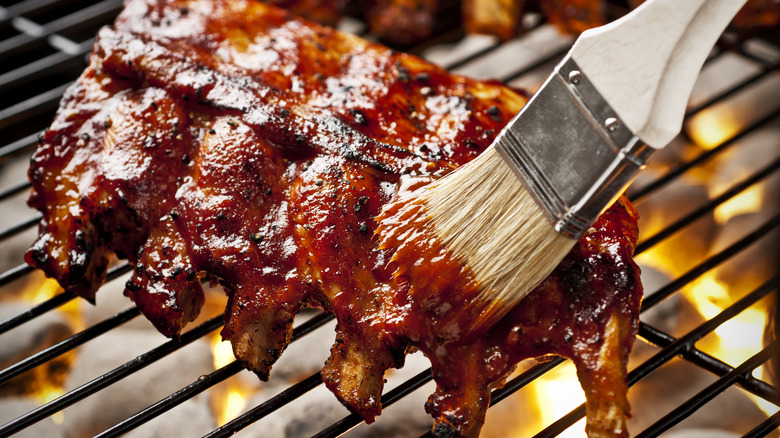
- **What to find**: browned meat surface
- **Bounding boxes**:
[539,0,605,34]
[463,0,778,41]
[261,0,779,45]
[264,0,347,27]
[26,0,642,436]
[629,0,780,31]
[462,0,524,40]
[366,0,439,44]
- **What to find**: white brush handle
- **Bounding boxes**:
[570,0,747,149]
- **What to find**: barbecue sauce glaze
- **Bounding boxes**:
[26,1,642,436]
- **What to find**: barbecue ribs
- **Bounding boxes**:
[26,0,643,436]
[273,0,780,45]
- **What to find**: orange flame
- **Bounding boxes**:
[211,336,251,425]
[687,107,742,150]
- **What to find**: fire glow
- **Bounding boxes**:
[211,335,250,426]
[14,275,77,427]
[528,362,587,438]
[639,105,776,423]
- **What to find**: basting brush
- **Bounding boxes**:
[420,0,749,326]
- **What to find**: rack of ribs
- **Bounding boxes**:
[26,0,643,436]
[271,0,780,46]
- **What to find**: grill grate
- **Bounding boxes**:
[0,0,779,437]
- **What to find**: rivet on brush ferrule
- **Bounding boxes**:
[493,54,656,239]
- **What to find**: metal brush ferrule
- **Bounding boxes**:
[494,54,655,239]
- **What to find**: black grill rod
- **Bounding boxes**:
[314,368,434,438]
[502,44,570,84]
[636,341,779,438]
[0,180,32,202]
[0,213,41,241]
[204,315,337,438]
[324,357,568,438]
[637,277,780,405]
[629,106,780,205]
[425,359,570,438]
[433,18,551,72]
[537,345,780,438]
[0,264,35,290]
[0,306,140,385]
[743,410,780,438]
[0,132,39,161]
[641,321,780,405]
[737,43,780,71]
[533,277,780,438]
[0,82,70,131]
[203,371,324,438]
[96,312,335,438]
[685,61,779,118]
[0,0,77,28]
[634,153,780,255]
[0,314,223,437]
[641,212,780,313]
[0,0,121,62]
[0,261,131,335]
[0,38,93,95]
[500,29,732,87]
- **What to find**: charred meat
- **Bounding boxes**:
[27,1,642,436]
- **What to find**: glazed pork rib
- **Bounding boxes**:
[26,0,643,436]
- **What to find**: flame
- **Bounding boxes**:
[32,386,65,425]
[683,272,774,416]
[19,275,84,330]
[532,363,586,437]
[220,388,248,425]
[687,108,741,150]
[713,184,764,224]
[211,336,250,426]
[27,278,63,303]
[213,337,235,369]
[14,275,79,423]
[684,274,732,321]
[524,362,587,437]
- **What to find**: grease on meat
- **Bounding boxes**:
[27,1,642,436]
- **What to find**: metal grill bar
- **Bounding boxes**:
[94,312,336,438]
[0,0,121,60]
[0,262,130,334]
[0,39,92,94]
[0,214,40,241]
[0,132,39,161]
[308,369,434,438]
[0,0,75,25]
[637,342,778,438]
[745,411,780,438]
[629,106,780,205]
[0,181,32,202]
[685,64,780,118]
[0,307,140,385]
[538,277,780,438]
[640,214,780,311]
[0,1,778,437]
[635,153,780,254]
[0,315,223,436]
[0,82,71,130]
[207,372,326,438]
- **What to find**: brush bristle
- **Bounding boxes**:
[424,147,576,325]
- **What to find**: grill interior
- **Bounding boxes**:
[0,0,779,437]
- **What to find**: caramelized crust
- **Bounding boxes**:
[461,0,777,41]
[27,1,641,436]
[253,0,779,45]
